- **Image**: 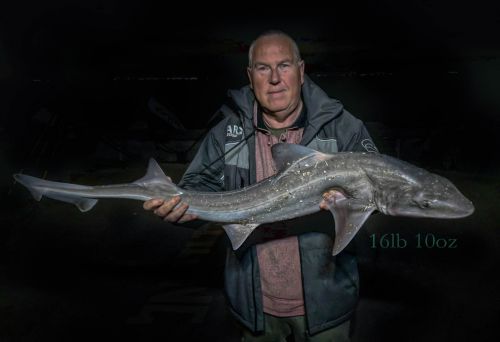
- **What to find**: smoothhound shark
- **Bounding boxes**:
[13,144,474,255]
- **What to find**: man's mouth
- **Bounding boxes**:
[268,89,286,95]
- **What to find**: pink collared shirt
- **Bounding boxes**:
[254,109,306,317]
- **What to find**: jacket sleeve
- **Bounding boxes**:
[337,110,379,153]
[178,120,227,192]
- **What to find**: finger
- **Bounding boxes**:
[319,200,329,210]
[164,202,189,222]
[143,198,164,210]
[323,190,339,199]
[154,196,181,217]
[320,190,342,210]
[178,213,198,223]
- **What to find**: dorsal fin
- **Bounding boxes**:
[134,158,171,184]
[271,143,332,173]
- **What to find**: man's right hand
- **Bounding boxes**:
[143,196,198,223]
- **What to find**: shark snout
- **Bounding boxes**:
[451,198,475,218]
[423,195,475,219]
[384,188,475,219]
[433,177,475,218]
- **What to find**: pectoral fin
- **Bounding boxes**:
[323,191,375,255]
[222,223,260,250]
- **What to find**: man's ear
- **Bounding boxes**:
[299,60,305,85]
[247,67,253,89]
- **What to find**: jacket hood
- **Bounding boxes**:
[301,74,344,132]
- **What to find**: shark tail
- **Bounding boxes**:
[13,174,98,212]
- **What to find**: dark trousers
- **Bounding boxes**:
[241,314,350,342]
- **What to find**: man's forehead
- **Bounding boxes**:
[252,36,294,59]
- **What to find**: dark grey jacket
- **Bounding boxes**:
[179,75,377,335]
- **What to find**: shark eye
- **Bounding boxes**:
[413,198,432,209]
[420,200,431,208]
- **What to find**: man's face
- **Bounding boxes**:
[247,35,304,118]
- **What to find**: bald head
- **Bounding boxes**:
[248,31,302,67]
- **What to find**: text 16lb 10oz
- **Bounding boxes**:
[369,233,458,249]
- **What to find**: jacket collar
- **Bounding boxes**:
[225,74,344,143]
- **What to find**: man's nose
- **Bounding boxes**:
[269,68,281,84]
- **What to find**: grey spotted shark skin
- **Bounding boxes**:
[13,144,474,255]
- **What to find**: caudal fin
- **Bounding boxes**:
[13,174,98,212]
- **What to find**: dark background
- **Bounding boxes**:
[1,1,499,341]
[2,1,500,170]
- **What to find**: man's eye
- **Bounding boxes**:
[278,63,291,70]
[256,66,270,72]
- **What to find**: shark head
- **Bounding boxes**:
[385,173,474,219]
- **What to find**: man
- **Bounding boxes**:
[144,30,377,341]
